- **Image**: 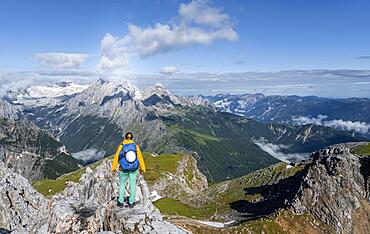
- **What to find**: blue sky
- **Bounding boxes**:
[1,0,370,72]
[0,0,370,97]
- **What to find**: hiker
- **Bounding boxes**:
[112,132,146,208]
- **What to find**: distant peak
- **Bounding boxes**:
[149,83,170,94]
[56,81,72,87]
[153,82,166,89]
[94,78,107,85]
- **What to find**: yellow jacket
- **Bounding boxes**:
[111,139,146,172]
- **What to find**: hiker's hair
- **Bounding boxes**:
[125,132,133,140]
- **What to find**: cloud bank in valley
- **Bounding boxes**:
[293,115,370,134]
[72,148,106,165]
[253,137,310,163]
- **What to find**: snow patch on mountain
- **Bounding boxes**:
[10,81,89,107]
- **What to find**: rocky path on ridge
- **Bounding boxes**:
[0,160,188,233]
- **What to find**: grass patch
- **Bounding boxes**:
[169,125,221,146]
[32,152,185,196]
[243,218,285,234]
[154,198,217,219]
[155,162,306,222]
[207,162,304,204]
[184,157,194,182]
[32,156,111,196]
[142,152,184,185]
[352,143,370,156]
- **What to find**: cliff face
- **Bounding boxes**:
[291,144,370,234]
[0,160,187,233]
[0,117,80,180]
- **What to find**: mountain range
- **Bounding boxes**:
[1,79,370,233]
[204,93,370,137]
[1,79,365,181]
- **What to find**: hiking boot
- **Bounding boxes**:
[117,200,124,208]
[129,202,135,208]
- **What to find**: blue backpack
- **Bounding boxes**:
[118,143,139,171]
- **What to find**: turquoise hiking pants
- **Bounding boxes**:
[118,170,138,205]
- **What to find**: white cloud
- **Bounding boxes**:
[292,115,328,126]
[97,0,237,76]
[71,148,106,164]
[160,66,178,75]
[97,33,131,76]
[253,137,310,163]
[292,115,370,134]
[127,23,237,58]
[35,53,88,69]
[324,119,370,134]
[179,0,230,28]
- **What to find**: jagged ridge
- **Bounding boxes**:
[0,160,187,233]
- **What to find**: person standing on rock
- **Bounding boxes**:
[112,132,146,208]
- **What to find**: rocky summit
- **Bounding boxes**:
[290,144,370,234]
[0,160,187,234]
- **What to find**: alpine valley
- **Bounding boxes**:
[1,79,370,233]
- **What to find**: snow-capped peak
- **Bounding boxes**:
[9,82,89,107]
[140,82,171,100]
[25,82,88,99]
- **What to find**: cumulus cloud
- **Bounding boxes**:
[179,0,230,28]
[35,53,88,69]
[71,148,106,165]
[97,0,237,76]
[292,115,370,134]
[97,34,131,76]
[253,137,310,163]
[160,66,178,75]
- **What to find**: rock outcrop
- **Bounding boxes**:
[0,160,187,233]
[291,144,370,234]
[150,154,208,205]
[0,162,49,233]
[0,100,19,120]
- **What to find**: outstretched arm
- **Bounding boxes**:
[136,144,146,172]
